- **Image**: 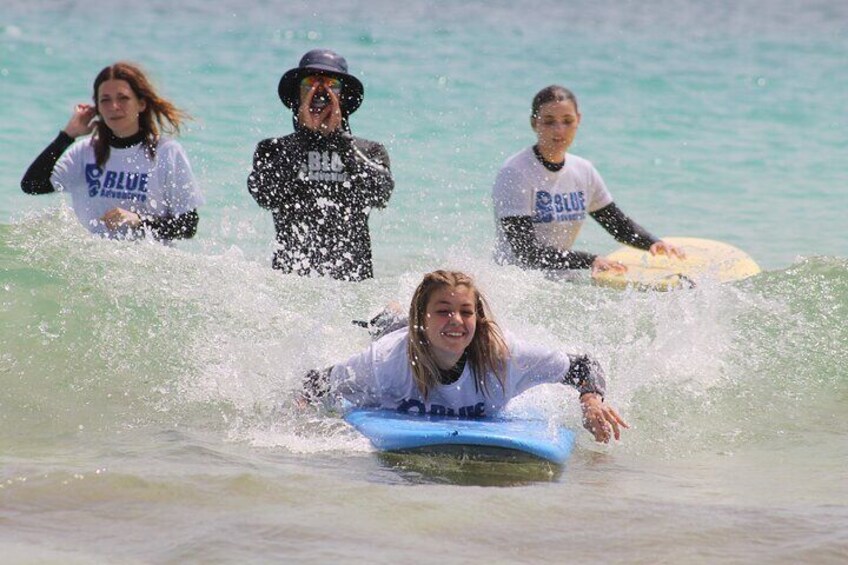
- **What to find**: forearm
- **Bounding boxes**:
[591,202,658,250]
[141,209,199,240]
[349,142,394,208]
[21,131,74,194]
[247,143,302,209]
[302,367,332,403]
[501,216,596,269]
[247,171,291,210]
[564,354,607,398]
[357,167,394,209]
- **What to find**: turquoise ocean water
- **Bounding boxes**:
[2,0,847,562]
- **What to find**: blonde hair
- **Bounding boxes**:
[407,270,509,399]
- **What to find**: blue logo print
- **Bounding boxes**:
[534,191,554,222]
[396,398,486,418]
[85,164,102,197]
[85,164,149,202]
[534,189,587,223]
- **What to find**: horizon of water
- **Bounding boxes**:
[1,1,847,563]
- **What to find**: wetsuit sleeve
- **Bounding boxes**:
[590,202,658,250]
[302,346,381,408]
[247,138,304,210]
[564,354,607,398]
[20,131,75,195]
[500,215,596,270]
[140,209,199,240]
[347,139,394,209]
[302,367,333,403]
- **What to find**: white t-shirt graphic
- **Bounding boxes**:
[329,328,572,417]
[492,147,613,264]
[51,137,204,238]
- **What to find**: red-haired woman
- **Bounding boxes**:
[21,62,203,241]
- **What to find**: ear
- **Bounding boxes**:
[138,98,148,113]
[529,115,537,131]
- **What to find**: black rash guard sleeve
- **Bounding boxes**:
[302,367,333,403]
[564,354,607,398]
[246,137,305,210]
[590,202,658,251]
[500,216,597,270]
[341,134,394,209]
[21,131,75,195]
[140,209,199,240]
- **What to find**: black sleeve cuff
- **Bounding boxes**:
[501,216,596,270]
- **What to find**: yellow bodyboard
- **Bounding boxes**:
[591,237,761,291]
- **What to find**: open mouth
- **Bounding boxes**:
[441,331,465,338]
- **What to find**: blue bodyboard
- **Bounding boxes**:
[344,409,576,465]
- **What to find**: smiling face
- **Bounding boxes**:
[96,79,147,138]
[531,98,581,162]
[423,284,478,370]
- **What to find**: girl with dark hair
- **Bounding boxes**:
[303,270,628,443]
[21,61,203,241]
[492,85,683,274]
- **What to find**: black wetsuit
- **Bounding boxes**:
[247,126,394,281]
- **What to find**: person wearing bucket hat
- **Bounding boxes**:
[277,49,364,115]
[247,48,394,282]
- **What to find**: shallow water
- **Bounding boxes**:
[2,0,847,563]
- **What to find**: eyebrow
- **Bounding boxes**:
[432,300,474,308]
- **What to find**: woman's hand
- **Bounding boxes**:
[591,256,627,275]
[63,104,97,138]
[101,207,142,231]
[580,393,629,443]
[650,240,686,259]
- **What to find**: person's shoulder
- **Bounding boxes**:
[502,331,566,364]
[155,137,199,164]
[67,134,95,150]
[255,133,300,151]
[58,135,95,161]
[373,326,409,350]
[255,134,294,145]
[348,134,388,152]
[500,146,535,168]
[565,153,607,188]
[565,152,596,171]
[501,330,549,365]
[155,136,185,152]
